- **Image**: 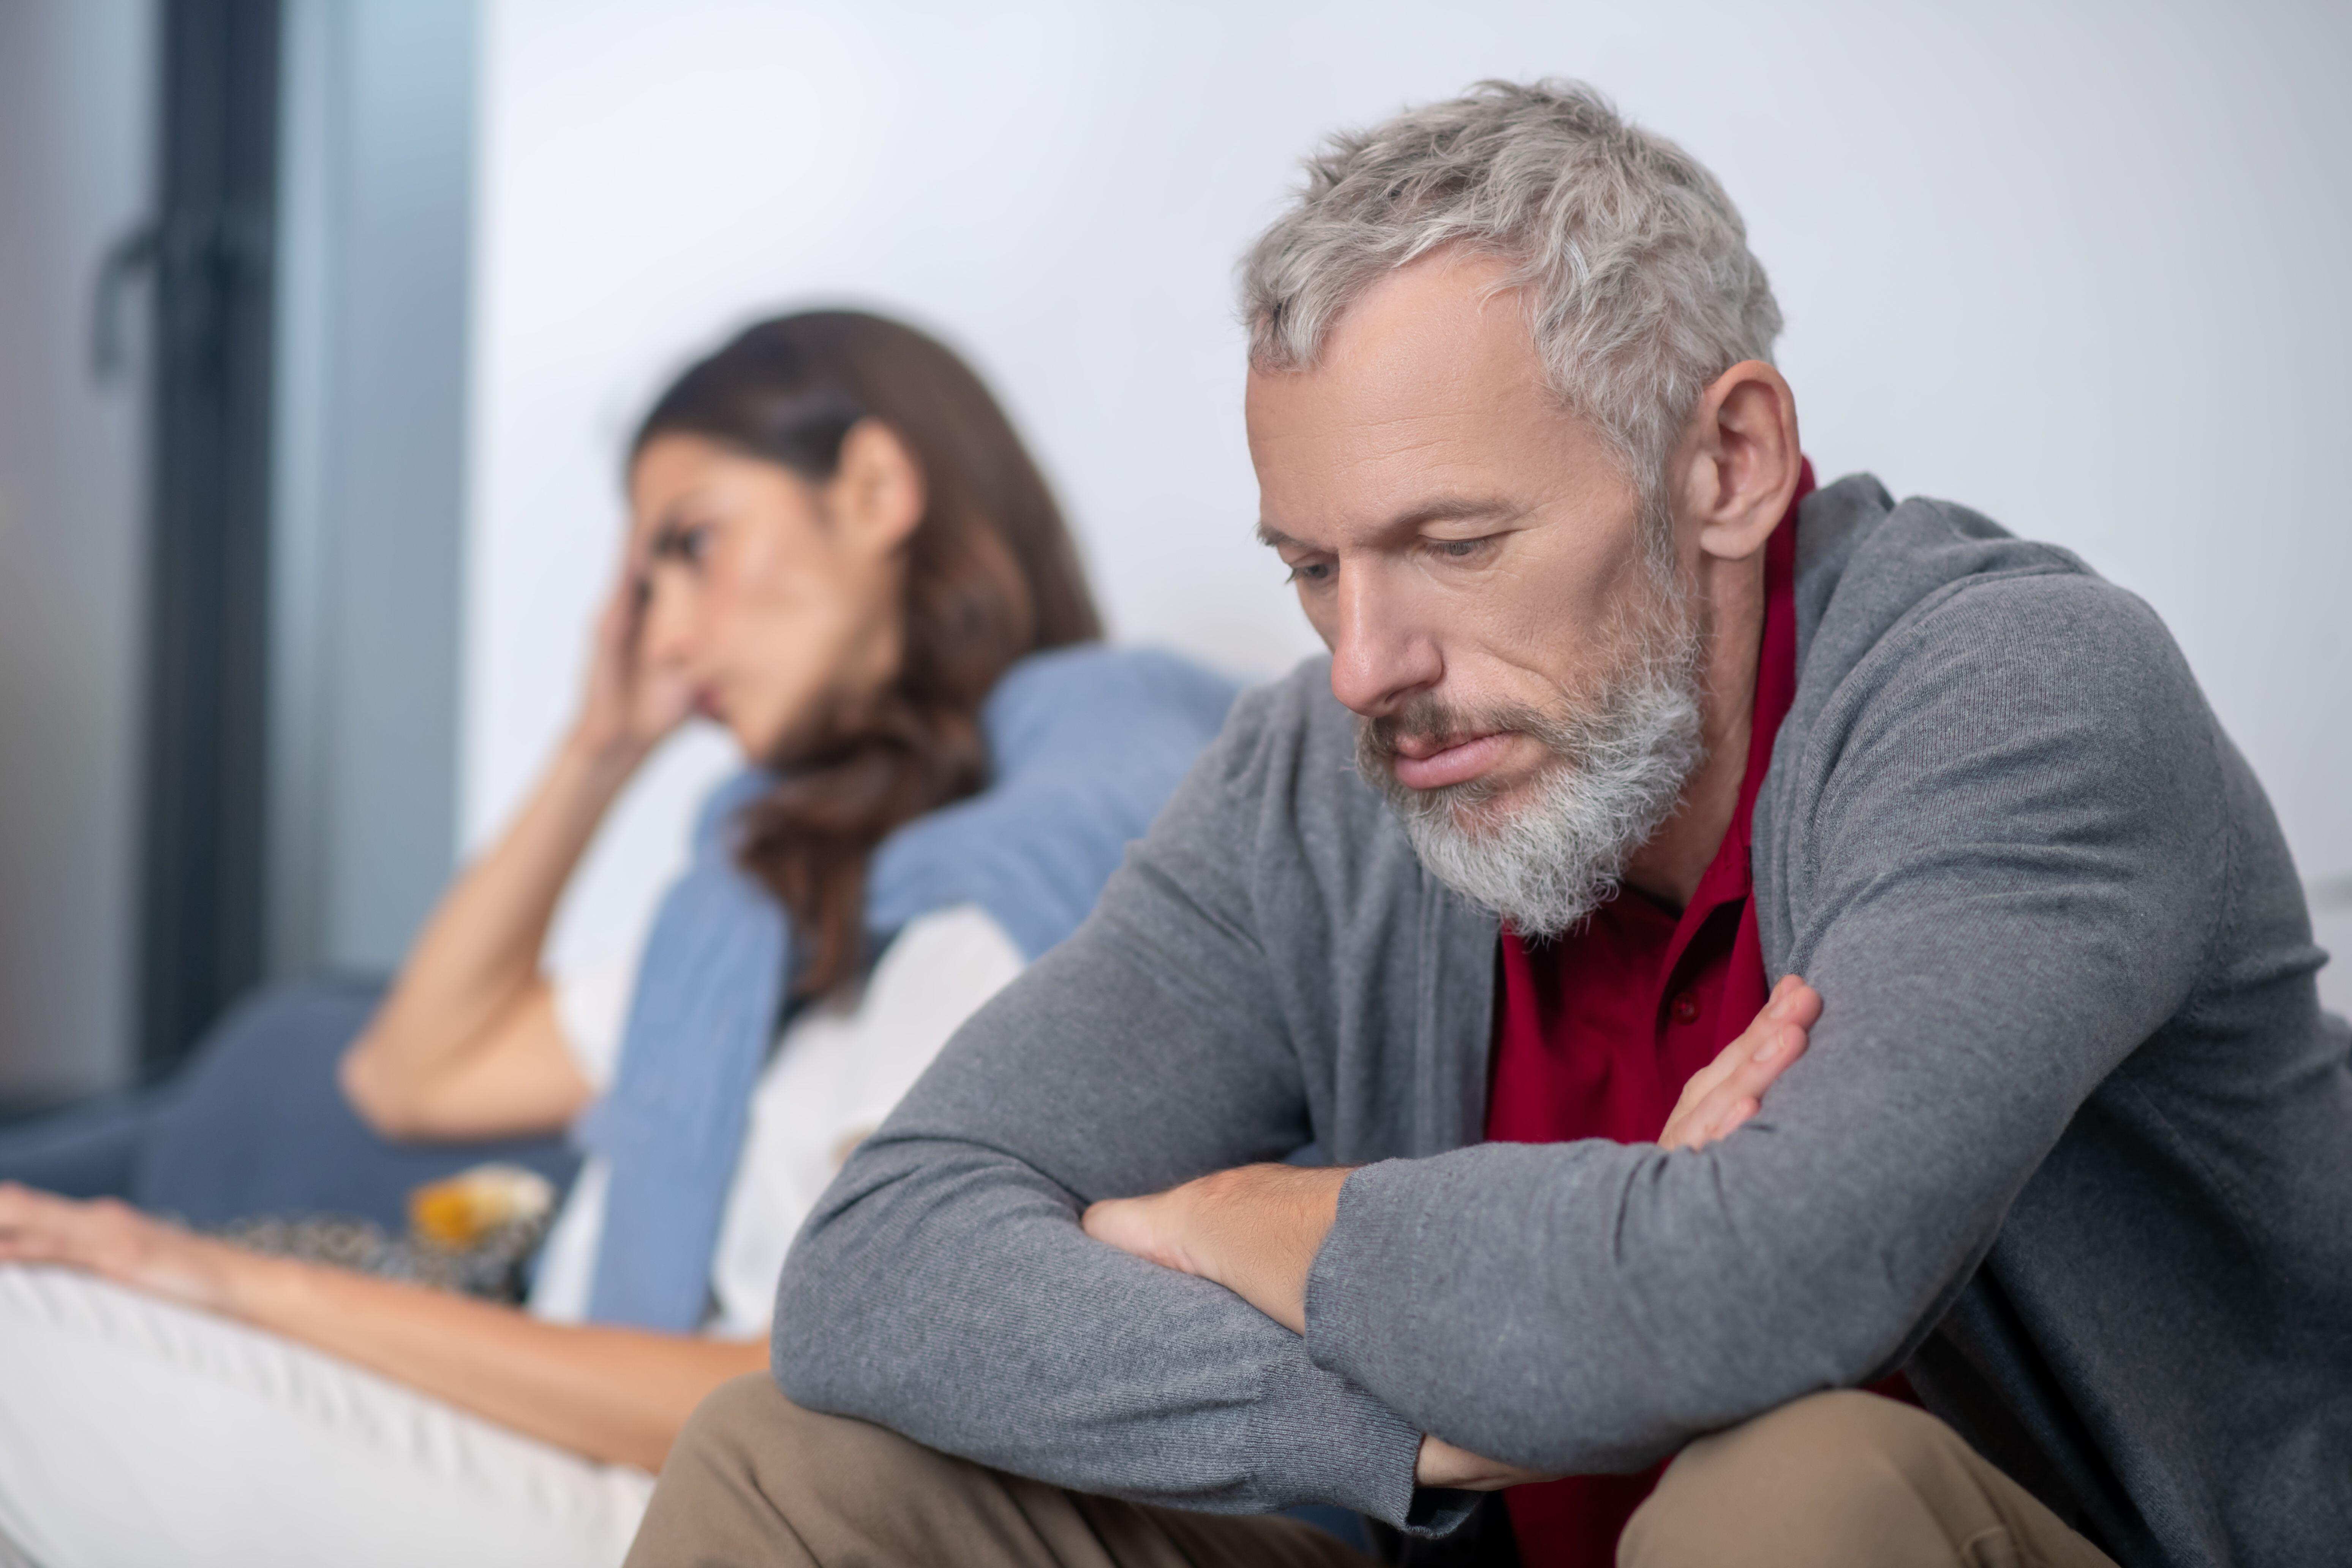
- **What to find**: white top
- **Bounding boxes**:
[527,904,1026,1339]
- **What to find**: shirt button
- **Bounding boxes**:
[1670,992,1701,1026]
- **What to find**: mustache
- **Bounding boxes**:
[1354,695,1571,811]
[1355,695,1559,765]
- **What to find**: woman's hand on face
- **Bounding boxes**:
[572,552,697,765]
[0,1182,246,1316]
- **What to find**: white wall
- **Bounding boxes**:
[271,0,477,976]
[466,0,2352,982]
[0,0,152,1100]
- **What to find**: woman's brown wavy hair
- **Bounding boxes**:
[632,311,1100,998]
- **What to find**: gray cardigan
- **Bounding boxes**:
[775,475,2352,1568]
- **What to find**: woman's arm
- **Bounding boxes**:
[338,737,636,1140]
[0,1183,763,1471]
[239,1249,767,1471]
[341,564,694,1141]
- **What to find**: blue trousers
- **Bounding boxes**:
[0,976,579,1231]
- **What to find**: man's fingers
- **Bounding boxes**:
[1660,977,1819,1152]
[1415,1433,1559,1491]
[1687,978,1793,1078]
[1772,976,1823,1030]
[1082,1193,1196,1275]
[1080,1195,1141,1248]
[1675,977,1811,1104]
[1708,1096,1759,1144]
[1708,1020,1808,1116]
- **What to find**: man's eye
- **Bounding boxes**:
[1429,537,1489,562]
[1285,560,1334,586]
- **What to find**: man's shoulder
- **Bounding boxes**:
[1772,479,2232,924]
[1152,654,1432,918]
[1796,474,2194,726]
[1225,654,1346,734]
[1195,656,1369,801]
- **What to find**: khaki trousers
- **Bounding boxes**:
[626,1376,2116,1568]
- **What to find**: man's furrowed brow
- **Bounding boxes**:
[1258,497,1519,553]
[1383,496,1520,534]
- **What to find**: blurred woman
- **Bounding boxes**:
[0,310,1236,1567]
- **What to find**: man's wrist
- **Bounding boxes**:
[1185,1163,1349,1335]
[1083,1163,1351,1335]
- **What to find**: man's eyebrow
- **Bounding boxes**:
[1256,497,1519,552]
[1385,496,1520,533]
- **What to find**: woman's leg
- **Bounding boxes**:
[0,1263,653,1568]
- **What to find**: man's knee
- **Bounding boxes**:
[666,1374,805,1472]
[1620,1392,1977,1568]
[1679,1387,1957,1496]
[633,1377,882,1568]
[640,1375,1061,1568]
[663,1373,924,1502]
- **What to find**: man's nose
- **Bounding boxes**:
[1326,564,1441,718]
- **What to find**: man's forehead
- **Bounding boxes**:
[1249,260,1536,426]
[1246,255,1577,543]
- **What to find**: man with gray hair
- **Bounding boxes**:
[628,81,2349,1568]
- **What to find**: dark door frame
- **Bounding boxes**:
[134,0,283,1070]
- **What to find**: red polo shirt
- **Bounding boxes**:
[1483,466,1809,1565]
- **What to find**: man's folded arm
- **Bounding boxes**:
[1305,575,2229,1473]
[771,705,1438,1524]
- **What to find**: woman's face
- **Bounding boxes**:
[628,429,917,762]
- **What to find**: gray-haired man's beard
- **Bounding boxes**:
[1355,624,1706,937]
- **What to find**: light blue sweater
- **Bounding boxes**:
[574,643,1238,1330]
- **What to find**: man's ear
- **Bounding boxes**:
[827,418,928,556]
[1682,360,1801,564]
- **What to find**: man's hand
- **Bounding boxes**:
[1086,1169,1559,1490]
[1082,1162,1348,1334]
[1658,974,1819,1151]
[1415,1432,1559,1491]
[1088,977,1821,1494]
